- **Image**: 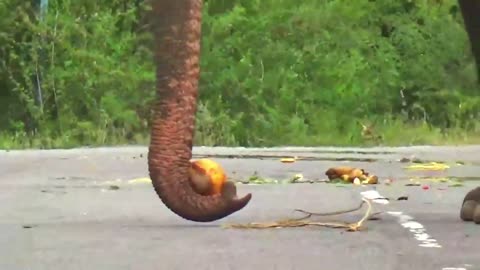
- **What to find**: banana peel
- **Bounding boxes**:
[326,166,378,185]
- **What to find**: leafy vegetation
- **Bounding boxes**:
[0,0,479,149]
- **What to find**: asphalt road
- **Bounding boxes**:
[1,146,480,270]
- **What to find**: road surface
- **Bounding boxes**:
[1,146,480,270]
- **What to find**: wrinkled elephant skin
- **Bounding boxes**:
[147,0,251,222]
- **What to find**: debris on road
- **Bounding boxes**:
[335,183,350,188]
[404,162,449,171]
[290,173,304,183]
[402,176,465,189]
[223,198,374,232]
[405,183,421,186]
[289,173,319,184]
[280,157,297,163]
[325,166,379,185]
[244,172,279,184]
[127,177,151,184]
[448,181,464,187]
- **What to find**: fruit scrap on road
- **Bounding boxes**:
[189,158,227,195]
[325,166,378,185]
[404,162,449,171]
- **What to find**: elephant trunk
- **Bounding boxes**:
[148,0,251,222]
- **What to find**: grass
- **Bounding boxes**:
[1,118,480,150]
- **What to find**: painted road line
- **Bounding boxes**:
[360,189,442,248]
[441,263,474,269]
[387,211,442,248]
[360,190,389,204]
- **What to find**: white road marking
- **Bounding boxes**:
[360,189,442,248]
[359,190,389,204]
[442,264,474,270]
[387,211,442,248]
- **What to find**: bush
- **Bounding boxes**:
[0,0,155,148]
[0,0,479,148]
[197,0,480,146]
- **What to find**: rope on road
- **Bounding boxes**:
[222,198,374,232]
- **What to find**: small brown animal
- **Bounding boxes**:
[460,187,480,224]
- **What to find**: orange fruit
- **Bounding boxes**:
[189,159,227,195]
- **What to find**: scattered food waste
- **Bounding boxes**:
[422,185,430,190]
[223,198,374,232]
[353,178,362,185]
[289,173,316,184]
[404,176,465,188]
[245,172,279,184]
[335,183,350,188]
[127,177,152,184]
[448,181,464,187]
[325,166,379,185]
[404,162,449,171]
[405,183,421,186]
[280,157,297,163]
[364,175,379,184]
[189,159,227,195]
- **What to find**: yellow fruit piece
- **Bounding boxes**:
[362,175,379,185]
[405,162,449,171]
[128,177,152,184]
[190,159,227,195]
[280,157,296,163]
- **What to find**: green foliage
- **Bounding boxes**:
[0,0,154,148]
[197,0,480,146]
[1,0,480,149]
